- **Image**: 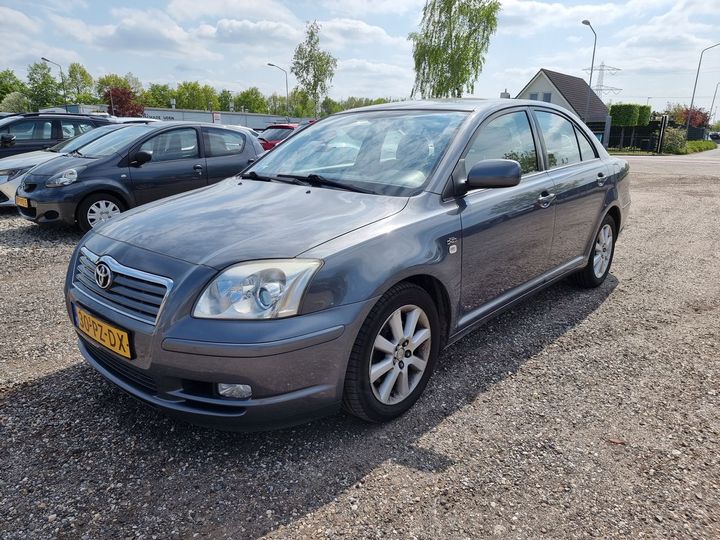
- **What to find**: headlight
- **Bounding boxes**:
[194,259,322,319]
[0,167,29,182]
[45,167,85,188]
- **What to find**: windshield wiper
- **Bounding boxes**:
[239,170,308,186]
[277,173,376,194]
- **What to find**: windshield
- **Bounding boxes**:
[0,116,18,128]
[78,125,154,158]
[260,127,294,141]
[50,124,126,152]
[250,110,468,196]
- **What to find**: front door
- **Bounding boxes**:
[458,109,557,320]
[129,127,207,205]
[0,118,55,157]
[202,127,256,183]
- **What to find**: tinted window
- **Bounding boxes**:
[252,110,468,196]
[205,128,246,157]
[140,128,199,162]
[575,127,597,160]
[60,120,95,139]
[542,92,552,102]
[260,127,294,141]
[529,93,538,101]
[535,111,581,169]
[50,124,125,152]
[2,119,53,140]
[464,111,538,175]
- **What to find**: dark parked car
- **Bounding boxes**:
[64,100,630,430]
[257,123,299,150]
[16,122,264,231]
[0,113,112,158]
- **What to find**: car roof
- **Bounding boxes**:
[342,98,573,115]
[264,124,299,129]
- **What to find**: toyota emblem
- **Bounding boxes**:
[95,262,113,289]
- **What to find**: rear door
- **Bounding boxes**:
[202,127,256,183]
[128,127,208,205]
[531,108,608,267]
[458,108,557,317]
[0,118,55,157]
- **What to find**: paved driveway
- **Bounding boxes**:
[1,150,718,539]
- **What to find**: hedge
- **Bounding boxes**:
[686,140,717,153]
[609,104,640,127]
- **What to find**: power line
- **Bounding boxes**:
[585,61,621,100]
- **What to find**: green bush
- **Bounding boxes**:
[609,104,640,126]
[637,105,652,126]
[661,127,687,154]
[686,140,717,153]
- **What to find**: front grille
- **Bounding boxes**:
[18,205,36,218]
[74,247,172,325]
[83,339,158,393]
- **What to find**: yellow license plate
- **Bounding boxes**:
[15,196,29,208]
[73,305,132,359]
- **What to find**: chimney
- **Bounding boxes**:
[500,88,511,99]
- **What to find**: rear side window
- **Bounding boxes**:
[575,127,598,160]
[535,111,581,169]
[205,128,246,157]
[2,119,53,140]
[464,110,538,175]
[61,120,95,139]
[140,128,199,162]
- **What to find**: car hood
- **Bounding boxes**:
[24,155,97,178]
[95,178,408,268]
[0,151,58,177]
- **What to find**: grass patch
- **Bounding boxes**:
[686,140,717,153]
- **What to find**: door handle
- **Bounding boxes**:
[193,164,203,175]
[597,172,606,186]
[537,191,556,208]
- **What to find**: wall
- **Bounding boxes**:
[516,75,575,115]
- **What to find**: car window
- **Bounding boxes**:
[1,119,53,140]
[251,110,468,197]
[205,128,246,157]
[60,120,95,140]
[140,128,199,162]
[79,125,154,158]
[535,111,581,169]
[575,126,598,161]
[260,127,293,141]
[50,124,125,152]
[464,111,538,176]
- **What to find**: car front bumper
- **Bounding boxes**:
[67,277,375,430]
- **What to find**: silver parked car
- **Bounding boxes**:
[64,99,630,430]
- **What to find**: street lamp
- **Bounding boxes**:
[581,19,597,123]
[709,81,719,124]
[267,63,290,120]
[686,42,720,136]
[41,57,68,112]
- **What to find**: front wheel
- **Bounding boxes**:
[573,214,617,288]
[77,193,125,232]
[342,282,440,422]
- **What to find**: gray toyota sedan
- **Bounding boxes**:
[64,99,630,430]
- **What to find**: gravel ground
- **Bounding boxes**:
[1,150,719,539]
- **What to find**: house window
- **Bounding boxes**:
[529,92,538,101]
[542,92,552,102]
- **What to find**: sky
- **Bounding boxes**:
[2,0,720,114]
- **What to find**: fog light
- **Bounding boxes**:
[217,383,252,399]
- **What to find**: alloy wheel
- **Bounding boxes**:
[593,223,613,278]
[369,304,432,405]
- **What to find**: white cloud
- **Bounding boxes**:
[166,0,296,23]
[321,18,408,50]
[0,6,41,34]
[318,0,425,17]
[200,18,302,45]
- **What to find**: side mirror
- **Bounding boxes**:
[464,159,521,191]
[132,150,152,167]
[0,134,16,148]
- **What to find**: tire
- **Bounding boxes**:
[76,193,125,233]
[342,282,441,422]
[572,214,617,288]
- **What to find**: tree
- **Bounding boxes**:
[629,104,651,147]
[0,69,27,102]
[321,96,342,116]
[663,103,710,128]
[0,91,30,113]
[141,83,176,108]
[218,89,233,111]
[67,63,95,103]
[409,0,500,98]
[266,93,288,116]
[234,87,268,113]
[104,87,144,117]
[26,62,61,109]
[609,103,640,148]
[291,20,337,117]
[124,72,143,95]
[96,74,130,97]
[175,81,219,110]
